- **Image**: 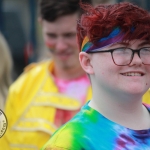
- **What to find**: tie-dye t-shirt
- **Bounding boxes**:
[42,102,150,150]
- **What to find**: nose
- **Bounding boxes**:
[55,37,68,51]
[129,52,142,66]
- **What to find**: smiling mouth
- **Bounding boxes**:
[121,72,144,76]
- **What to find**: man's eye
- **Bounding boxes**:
[47,34,57,38]
[64,33,76,38]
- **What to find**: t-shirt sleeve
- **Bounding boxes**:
[41,124,84,150]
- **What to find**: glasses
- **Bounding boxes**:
[87,47,150,66]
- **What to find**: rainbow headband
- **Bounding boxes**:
[81,27,124,52]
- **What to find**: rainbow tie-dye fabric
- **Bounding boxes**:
[42,101,150,150]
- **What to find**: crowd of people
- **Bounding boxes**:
[0,0,150,150]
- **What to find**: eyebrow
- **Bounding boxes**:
[111,41,150,48]
[109,42,129,48]
[138,41,150,47]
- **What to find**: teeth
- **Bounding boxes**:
[123,73,142,76]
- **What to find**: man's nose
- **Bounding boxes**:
[55,38,68,51]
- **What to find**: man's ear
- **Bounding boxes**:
[79,52,94,75]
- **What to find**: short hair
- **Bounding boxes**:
[77,2,150,51]
[39,0,92,22]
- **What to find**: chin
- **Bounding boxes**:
[126,88,147,96]
[61,63,74,69]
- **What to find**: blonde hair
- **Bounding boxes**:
[0,33,12,111]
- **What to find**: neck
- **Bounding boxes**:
[53,64,86,80]
[89,86,150,130]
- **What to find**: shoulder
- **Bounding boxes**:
[43,104,92,150]
[42,122,83,150]
[23,60,52,74]
[14,60,51,82]
[43,107,89,150]
[10,60,52,92]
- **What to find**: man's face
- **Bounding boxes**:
[41,13,80,70]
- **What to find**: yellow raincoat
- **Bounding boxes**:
[143,89,150,105]
[0,60,92,150]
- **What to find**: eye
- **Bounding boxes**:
[141,47,150,55]
[114,48,131,55]
[142,47,150,51]
[114,48,125,53]
[47,33,57,39]
[64,33,76,38]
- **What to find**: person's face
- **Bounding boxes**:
[41,13,80,70]
[80,40,150,96]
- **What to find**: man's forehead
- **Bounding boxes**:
[42,15,77,30]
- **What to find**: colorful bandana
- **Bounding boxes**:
[81,27,124,52]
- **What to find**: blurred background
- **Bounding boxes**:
[0,0,150,80]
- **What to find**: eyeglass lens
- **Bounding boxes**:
[112,47,150,66]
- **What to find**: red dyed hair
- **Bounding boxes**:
[77,2,150,51]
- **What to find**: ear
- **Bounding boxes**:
[79,52,94,75]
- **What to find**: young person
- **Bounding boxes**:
[42,2,150,149]
[0,0,92,149]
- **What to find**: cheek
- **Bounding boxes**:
[97,63,118,82]
[147,67,150,73]
[146,67,150,85]
[70,42,78,50]
[92,54,116,76]
[100,70,110,80]
[68,38,78,47]
[44,38,55,50]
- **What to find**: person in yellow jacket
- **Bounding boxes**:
[0,0,92,149]
[143,90,150,104]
